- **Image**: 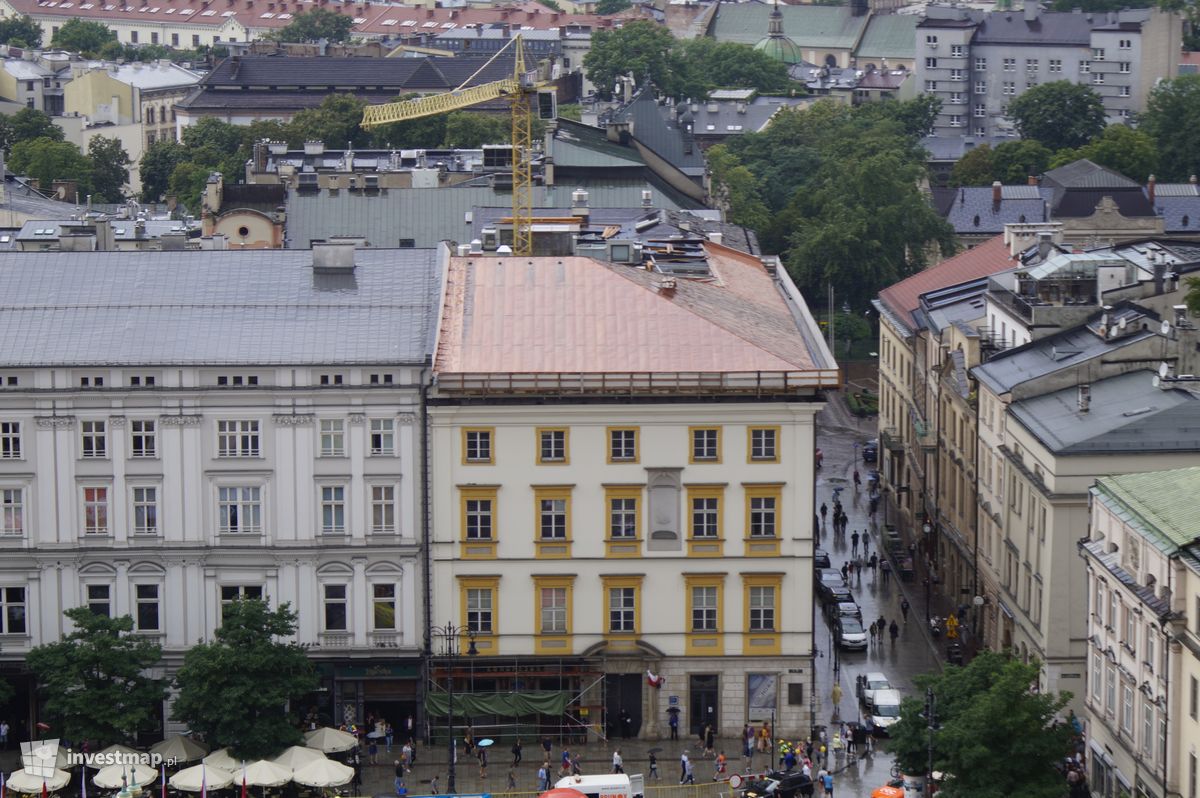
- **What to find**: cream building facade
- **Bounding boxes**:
[428,245,839,739]
[1081,467,1200,798]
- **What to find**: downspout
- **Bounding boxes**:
[419,363,434,745]
[1159,558,1173,798]
[970,376,981,645]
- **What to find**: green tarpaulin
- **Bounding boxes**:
[424,690,570,717]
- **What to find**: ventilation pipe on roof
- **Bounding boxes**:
[992,180,1002,207]
[641,189,653,208]
[1153,253,1165,295]
[312,241,356,272]
[1148,174,1156,204]
[1077,384,1090,413]
[1037,231,1053,262]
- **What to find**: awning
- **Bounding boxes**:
[425,690,570,717]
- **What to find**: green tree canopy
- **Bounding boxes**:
[672,39,791,99]
[26,608,166,745]
[949,144,996,187]
[290,94,371,149]
[888,652,1073,798]
[1139,74,1200,182]
[1008,81,1106,151]
[51,18,118,55]
[442,111,511,148]
[583,21,678,99]
[172,600,317,760]
[139,139,189,202]
[87,136,131,202]
[595,0,632,13]
[269,7,355,43]
[991,139,1053,184]
[0,108,64,153]
[8,137,93,196]
[0,15,43,47]
[1050,124,1158,182]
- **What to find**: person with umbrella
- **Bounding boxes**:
[668,709,679,741]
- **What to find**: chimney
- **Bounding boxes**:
[1147,173,1156,204]
[1077,384,1090,413]
[570,187,589,219]
[160,232,187,251]
[1023,0,1039,21]
[992,180,1002,207]
[736,102,746,115]
[312,241,356,273]
[1027,174,1038,186]
[1153,253,1165,294]
[1191,175,1198,184]
[658,276,677,297]
[1037,231,1053,261]
[641,189,653,208]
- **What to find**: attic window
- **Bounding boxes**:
[1183,215,1190,227]
[352,16,364,22]
[260,11,274,16]
[973,214,980,227]
[1019,214,1027,223]
[277,11,290,17]
[421,20,436,26]
[381,18,396,24]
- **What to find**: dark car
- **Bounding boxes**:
[816,568,845,586]
[862,439,878,463]
[814,547,831,570]
[819,584,854,606]
[824,600,862,622]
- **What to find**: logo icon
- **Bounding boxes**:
[21,738,61,777]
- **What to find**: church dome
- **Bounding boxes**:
[754,34,803,64]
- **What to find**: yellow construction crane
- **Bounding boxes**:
[361,35,552,257]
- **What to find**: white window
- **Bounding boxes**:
[1119,62,1130,73]
[951,44,964,56]
[217,420,260,457]
[128,374,155,387]
[607,587,635,632]
[323,584,348,630]
[925,34,938,44]
[464,429,492,463]
[974,104,986,118]
[321,486,346,534]
[1080,60,1091,73]
[465,496,492,540]
[372,583,396,629]
[925,80,938,92]
[132,486,158,534]
[1146,623,1156,670]
[368,372,395,385]
[0,422,20,459]
[81,420,107,458]
[1049,59,1062,72]
[135,584,160,631]
[1,489,23,536]
[86,584,111,616]
[539,429,566,462]
[950,68,964,81]
[1003,82,1016,96]
[1003,58,1015,71]
[216,374,259,387]
[691,586,718,631]
[1106,664,1117,713]
[467,587,494,633]
[1122,683,1134,733]
[925,57,938,69]
[1093,47,1105,60]
[749,585,775,631]
[749,496,777,537]
[1142,701,1155,758]
[318,373,344,386]
[319,419,345,457]
[692,428,719,461]
[220,584,263,611]
[609,497,637,538]
[541,586,567,633]
[0,587,26,633]
[83,486,109,534]
[610,429,637,461]
[371,485,396,534]
[692,496,719,538]
[1091,650,1102,701]
[130,420,156,458]
[974,57,986,70]
[218,486,262,534]
[1092,73,1105,85]
[370,418,394,456]
[1026,80,1038,89]
[1025,58,1037,72]
[79,375,105,387]
[950,92,964,104]
[1120,38,1131,49]
[1120,85,1130,97]
[539,497,567,539]
[975,80,987,94]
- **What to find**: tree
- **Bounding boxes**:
[269,7,355,43]
[1140,74,1200,182]
[139,139,189,201]
[173,600,317,760]
[583,21,678,99]
[888,652,1073,798]
[87,136,130,202]
[672,39,791,99]
[0,15,43,47]
[1008,81,1106,151]
[51,18,117,55]
[442,111,511,148]
[168,161,215,215]
[8,138,93,195]
[950,144,996,187]
[1058,124,1158,182]
[990,139,1052,184]
[595,0,631,12]
[706,143,770,231]
[26,608,166,745]
[364,95,448,149]
[0,108,64,153]
[289,94,371,149]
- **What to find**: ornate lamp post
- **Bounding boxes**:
[433,622,477,794]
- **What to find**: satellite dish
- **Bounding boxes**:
[1161,320,1171,336]
[1159,361,1170,378]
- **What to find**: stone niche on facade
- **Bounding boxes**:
[645,468,682,551]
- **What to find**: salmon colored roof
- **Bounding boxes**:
[876,234,1015,330]
[435,246,830,379]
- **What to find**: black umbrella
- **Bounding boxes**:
[648,748,663,755]
[666,707,681,714]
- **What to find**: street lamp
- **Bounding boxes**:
[922,522,933,623]
[433,622,478,794]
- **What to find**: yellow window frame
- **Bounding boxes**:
[742,573,782,656]
[684,573,726,656]
[533,485,573,559]
[604,485,643,558]
[600,574,644,638]
[743,483,783,557]
[457,575,500,654]
[458,486,498,559]
[535,427,570,465]
[747,425,781,464]
[688,426,722,464]
[605,426,640,464]
[461,427,495,465]
[686,484,725,558]
[533,574,575,655]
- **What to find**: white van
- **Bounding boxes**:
[870,688,903,733]
[553,773,645,798]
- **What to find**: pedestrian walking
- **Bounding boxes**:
[464,728,475,757]
[869,552,878,576]
[571,754,582,776]
[839,511,848,533]
[612,749,624,774]
[684,757,696,785]
[900,599,910,623]
[512,738,523,767]
[561,748,572,777]
[868,620,876,645]
[820,503,827,525]
[889,620,899,644]
[851,530,859,555]
[648,753,660,781]
[840,562,849,581]
[542,736,553,760]
[478,747,488,778]
[853,470,861,491]
[385,721,394,753]
[394,761,405,797]
[368,738,379,765]
[507,769,517,790]
[679,752,690,784]
[821,771,833,797]
[537,764,549,792]
[862,535,869,557]
[714,751,727,781]
[0,720,9,750]
[430,774,440,795]
[831,682,843,720]
[881,558,891,583]
[669,711,679,740]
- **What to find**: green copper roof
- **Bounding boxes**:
[711,4,869,50]
[1093,466,1200,551]
[755,35,804,64]
[856,14,917,60]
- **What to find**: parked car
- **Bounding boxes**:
[862,439,878,463]
[869,688,903,734]
[815,570,848,603]
[856,671,893,706]
[835,617,868,650]
[825,600,862,622]
[814,547,832,569]
[821,585,854,606]
[816,568,846,586]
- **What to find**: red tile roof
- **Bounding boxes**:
[435,245,840,386]
[876,234,1014,329]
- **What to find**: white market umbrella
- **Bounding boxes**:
[6,769,73,793]
[169,764,234,792]
[271,746,325,771]
[150,736,208,764]
[94,763,158,789]
[87,745,141,770]
[202,749,239,771]
[302,728,357,754]
[241,760,292,788]
[292,759,353,788]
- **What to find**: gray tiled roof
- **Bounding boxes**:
[0,249,441,366]
[973,11,1091,45]
[1009,370,1200,454]
[608,89,706,176]
[935,185,1051,234]
[662,95,810,137]
[1153,196,1200,235]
